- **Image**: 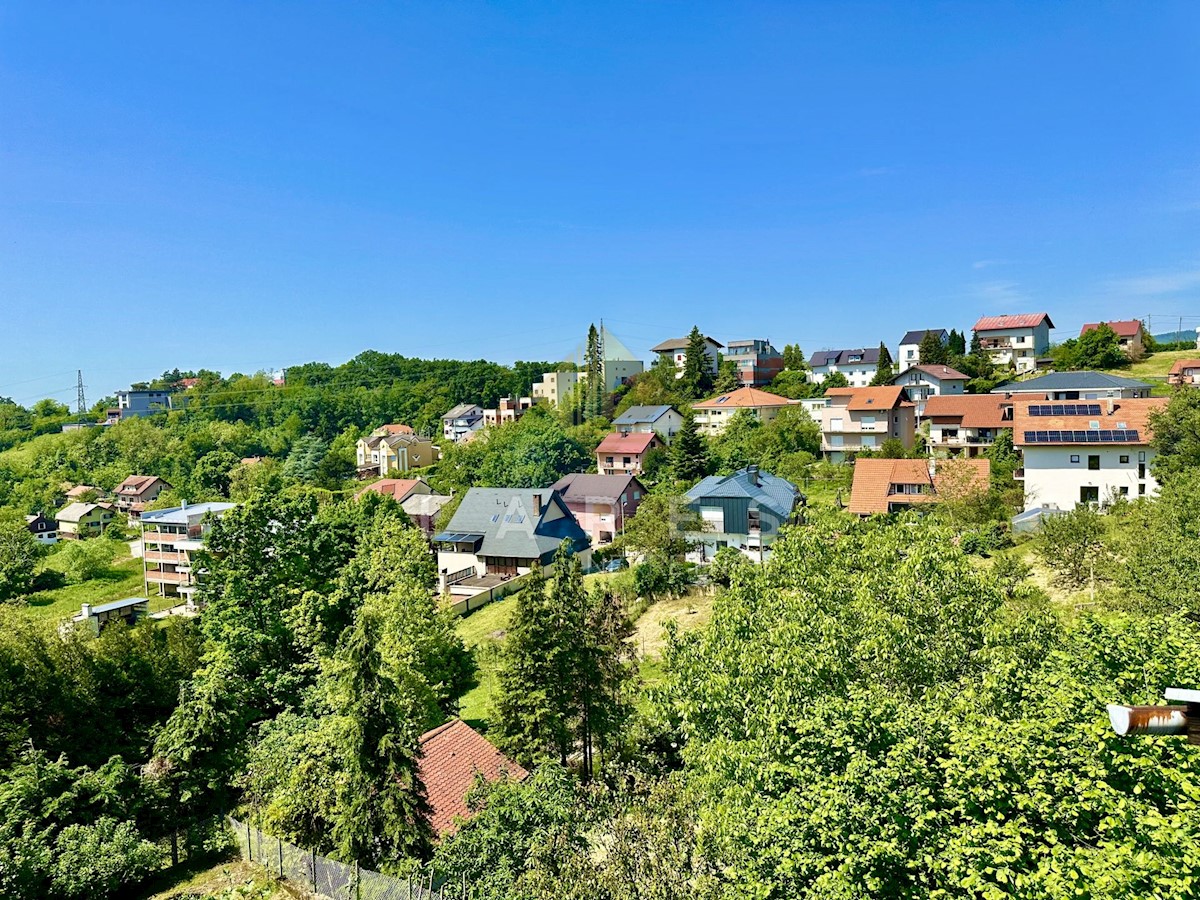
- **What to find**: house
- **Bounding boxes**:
[691,386,793,436]
[114,475,171,517]
[25,513,57,545]
[847,458,991,516]
[65,484,106,501]
[724,339,784,387]
[482,397,533,428]
[532,370,583,407]
[1080,320,1147,358]
[417,720,528,838]
[923,394,1014,458]
[807,348,880,387]
[433,488,591,595]
[819,387,916,461]
[550,473,646,546]
[651,335,723,378]
[356,431,438,477]
[1167,359,1200,386]
[355,478,451,537]
[990,371,1152,400]
[595,432,664,476]
[70,598,149,635]
[1013,397,1167,511]
[55,502,115,540]
[972,314,1054,374]
[891,364,969,406]
[140,501,237,604]
[115,388,176,419]
[685,466,802,559]
[442,404,485,443]
[897,329,948,368]
[612,405,684,443]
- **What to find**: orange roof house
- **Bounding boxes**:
[354,478,429,502]
[418,720,528,837]
[1167,359,1200,386]
[1012,397,1164,448]
[848,458,991,515]
[692,386,794,435]
[595,431,663,476]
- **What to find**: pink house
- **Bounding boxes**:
[551,473,647,546]
[595,432,663,476]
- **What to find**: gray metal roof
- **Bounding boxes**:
[85,597,148,616]
[140,502,236,525]
[991,371,1152,393]
[686,468,801,520]
[55,501,112,522]
[443,403,483,420]
[612,405,676,425]
[899,328,947,346]
[807,347,881,367]
[437,488,589,559]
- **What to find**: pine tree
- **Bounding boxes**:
[670,409,710,483]
[869,342,895,386]
[947,328,966,356]
[918,330,949,366]
[583,324,604,421]
[681,326,714,399]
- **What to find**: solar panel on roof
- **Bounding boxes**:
[1027,402,1104,417]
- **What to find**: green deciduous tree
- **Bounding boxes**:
[1150,387,1200,482]
[0,515,38,601]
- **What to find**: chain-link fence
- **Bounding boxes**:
[229,816,453,900]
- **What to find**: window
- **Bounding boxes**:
[1138,463,1146,480]
[830,435,844,448]
[1119,486,1129,496]
[632,491,640,500]
[623,456,631,466]
[1119,455,1129,464]
[1070,454,1080,464]
[1139,483,1146,495]
[1138,451,1146,462]
[830,417,843,431]
[1087,455,1100,471]
[1080,486,1100,504]
[606,456,614,465]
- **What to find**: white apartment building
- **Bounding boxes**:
[973,313,1054,374]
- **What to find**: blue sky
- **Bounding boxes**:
[2,2,1198,404]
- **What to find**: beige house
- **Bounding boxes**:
[923,394,1014,458]
[532,371,583,407]
[55,502,115,539]
[356,425,437,476]
[820,387,916,462]
[691,387,793,436]
[483,397,533,427]
[1079,320,1147,358]
[114,475,172,517]
[1167,359,1200,386]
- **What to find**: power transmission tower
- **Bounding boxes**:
[76,370,87,415]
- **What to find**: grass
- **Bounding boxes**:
[141,858,292,900]
[1095,348,1198,395]
[631,586,714,660]
[454,595,517,734]
[17,543,177,621]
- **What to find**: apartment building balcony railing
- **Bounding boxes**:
[143,550,185,564]
[145,569,192,584]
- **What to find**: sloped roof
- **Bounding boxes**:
[418,720,528,837]
[848,458,990,515]
[1168,359,1200,376]
[899,329,948,346]
[973,313,1054,331]
[382,432,430,448]
[808,347,881,368]
[692,386,791,409]
[596,432,660,455]
[612,405,677,425]
[893,364,970,382]
[355,478,428,502]
[825,386,911,411]
[55,501,113,522]
[651,336,723,352]
[443,403,483,420]
[117,475,168,496]
[1012,397,1167,447]
[65,485,102,499]
[990,371,1151,394]
[686,467,800,520]
[375,423,414,435]
[401,493,452,517]
[922,394,1012,428]
[1080,320,1144,339]
[552,473,644,505]
[437,488,589,559]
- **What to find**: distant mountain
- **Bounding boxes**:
[1153,330,1199,344]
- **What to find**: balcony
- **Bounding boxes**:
[145,569,191,584]
[143,550,184,564]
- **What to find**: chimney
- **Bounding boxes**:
[928,457,937,481]
[532,493,542,516]
[747,465,759,486]
[181,498,188,510]
[1106,398,1115,415]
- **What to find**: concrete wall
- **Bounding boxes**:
[1022,446,1157,511]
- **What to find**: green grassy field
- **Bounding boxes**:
[16,543,178,621]
[454,595,516,733]
[1099,348,1197,391]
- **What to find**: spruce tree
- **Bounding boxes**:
[869,342,895,386]
[681,326,714,399]
[583,324,604,421]
[947,328,966,356]
[918,330,948,366]
[670,409,710,483]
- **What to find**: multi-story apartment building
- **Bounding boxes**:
[483,397,533,427]
[1013,397,1167,510]
[819,387,916,461]
[115,389,177,419]
[531,370,582,407]
[973,313,1054,374]
[139,501,236,607]
[922,394,1014,458]
[724,340,784,387]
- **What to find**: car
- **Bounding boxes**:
[602,557,629,573]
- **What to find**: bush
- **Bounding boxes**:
[50,817,161,900]
[633,555,696,599]
[707,546,752,586]
[57,540,116,584]
[958,522,1012,557]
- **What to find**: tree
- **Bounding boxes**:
[712,357,739,395]
[669,409,709,483]
[680,327,715,400]
[618,493,700,561]
[768,370,818,400]
[190,449,239,497]
[1035,505,1107,588]
[781,344,806,371]
[57,539,115,585]
[869,342,895,386]
[1074,323,1128,369]
[283,434,327,483]
[918,330,949,366]
[820,371,850,392]
[1149,388,1200,482]
[947,329,966,356]
[0,517,38,601]
[583,324,604,422]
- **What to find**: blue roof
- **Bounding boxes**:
[612,405,676,426]
[140,502,236,525]
[685,467,801,520]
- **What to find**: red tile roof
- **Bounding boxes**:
[1168,359,1200,377]
[922,394,1013,429]
[848,458,990,515]
[692,386,791,409]
[378,423,415,435]
[418,720,528,837]
[904,364,970,381]
[825,386,912,411]
[355,478,424,502]
[1012,397,1166,447]
[596,432,660,455]
[973,313,1054,331]
[116,475,167,497]
[1080,320,1144,339]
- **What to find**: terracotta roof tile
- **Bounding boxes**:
[692,386,791,409]
[1079,320,1144,339]
[825,386,911,411]
[355,478,424,502]
[848,458,990,515]
[596,432,660,455]
[418,720,528,837]
[1168,359,1200,377]
[973,313,1054,331]
[1012,397,1167,446]
[922,394,1013,429]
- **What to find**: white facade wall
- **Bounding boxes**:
[1021,446,1157,511]
[809,362,877,387]
[978,323,1051,373]
[899,342,922,367]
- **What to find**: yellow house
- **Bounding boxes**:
[55,502,115,539]
[379,433,438,475]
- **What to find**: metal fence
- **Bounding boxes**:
[229,816,453,900]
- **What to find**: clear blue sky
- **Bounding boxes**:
[2,2,1198,405]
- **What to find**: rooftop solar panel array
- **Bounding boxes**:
[1023,430,1140,444]
[1026,403,1104,417]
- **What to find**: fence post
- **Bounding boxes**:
[311,848,318,892]
[246,821,252,861]
[278,837,283,878]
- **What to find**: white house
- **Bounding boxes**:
[442,404,484,443]
[531,370,582,407]
[890,363,969,407]
[612,405,684,442]
[807,348,880,387]
[1013,397,1166,511]
[650,335,722,377]
[991,372,1152,401]
[973,313,1054,374]
[897,329,948,368]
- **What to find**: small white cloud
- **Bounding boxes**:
[857,166,894,177]
[1104,267,1200,297]
[972,259,1006,270]
[972,280,1026,304]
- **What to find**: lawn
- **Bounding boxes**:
[454,595,517,734]
[17,543,177,621]
[1100,348,1197,387]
